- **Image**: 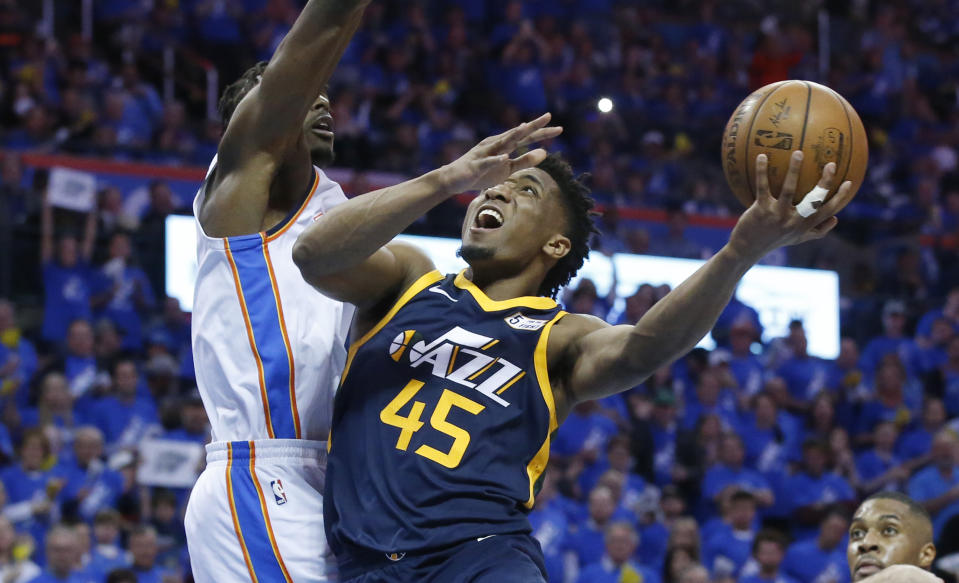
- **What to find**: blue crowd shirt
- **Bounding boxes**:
[551,411,618,458]
[908,465,959,539]
[739,573,800,583]
[92,264,156,350]
[54,459,124,522]
[576,557,661,583]
[703,464,772,502]
[859,336,923,379]
[42,262,95,343]
[529,502,569,583]
[776,356,831,401]
[703,523,754,578]
[855,449,901,484]
[93,396,159,447]
[781,538,851,583]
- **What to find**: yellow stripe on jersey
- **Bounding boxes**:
[341,270,444,385]
[453,270,557,311]
[524,311,567,509]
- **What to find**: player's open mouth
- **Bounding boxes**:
[473,206,504,231]
[312,115,334,139]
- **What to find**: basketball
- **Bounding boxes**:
[721,80,868,208]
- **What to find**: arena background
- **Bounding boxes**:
[0,0,958,582]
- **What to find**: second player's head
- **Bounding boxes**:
[459,153,596,298]
[218,61,336,168]
[847,491,936,581]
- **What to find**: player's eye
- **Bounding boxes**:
[521,186,535,194]
[850,529,864,540]
[883,526,898,536]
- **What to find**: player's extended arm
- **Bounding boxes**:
[292,114,562,309]
[555,152,855,410]
[200,0,369,237]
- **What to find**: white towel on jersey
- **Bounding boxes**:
[187,158,353,582]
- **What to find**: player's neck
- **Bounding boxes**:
[464,267,544,302]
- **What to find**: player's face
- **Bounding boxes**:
[302,93,334,168]
[460,168,569,275]
[847,499,935,581]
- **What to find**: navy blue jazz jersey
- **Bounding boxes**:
[325,270,566,556]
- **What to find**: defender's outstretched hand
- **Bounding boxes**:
[728,151,855,263]
[438,113,563,194]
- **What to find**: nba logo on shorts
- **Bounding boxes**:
[270,480,288,505]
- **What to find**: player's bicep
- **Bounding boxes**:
[564,322,647,405]
[300,241,435,310]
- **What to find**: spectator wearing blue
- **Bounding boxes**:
[855,421,909,495]
[40,196,96,346]
[87,510,128,581]
[859,300,923,381]
[915,287,959,343]
[681,370,738,430]
[781,506,851,583]
[551,400,618,461]
[27,525,86,583]
[0,429,63,556]
[649,388,680,486]
[637,485,683,574]
[907,429,959,541]
[18,372,82,454]
[127,526,165,583]
[90,233,156,351]
[59,321,98,403]
[161,397,209,446]
[702,489,758,579]
[712,291,763,350]
[55,427,123,524]
[567,485,622,570]
[898,398,947,464]
[856,358,916,440]
[738,529,798,583]
[775,322,831,403]
[826,338,869,399]
[703,433,774,512]
[576,521,661,583]
[726,318,765,397]
[739,392,796,475]
[917,317,954,373]
[788,439,856,541]
[0,300,38,396]
[92,359,159,450]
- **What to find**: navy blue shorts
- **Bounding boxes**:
[337,533,548,583]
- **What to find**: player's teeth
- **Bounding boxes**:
[479,209,503,226]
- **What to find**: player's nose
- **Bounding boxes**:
[483,186,511,203]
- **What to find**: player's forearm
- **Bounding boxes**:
[244,1,368,145]
[623,244,754,375]
[293,169,451,277]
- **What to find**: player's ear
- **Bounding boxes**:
[918,542,936,569]
[543,234,570,261]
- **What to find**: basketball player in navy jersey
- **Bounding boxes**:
[294,133,854,581]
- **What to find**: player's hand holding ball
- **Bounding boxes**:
[727,150,854,263]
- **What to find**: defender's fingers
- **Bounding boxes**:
[778,150,804,208]
[755,154,772,203]
[510,148,548,171]
[516,126,563,149]
[498,113,553,146]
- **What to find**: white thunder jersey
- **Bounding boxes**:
[191,160,354,442]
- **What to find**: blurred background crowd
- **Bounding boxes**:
[1,0,959,582]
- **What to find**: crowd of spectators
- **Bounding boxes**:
[0,0,959,582]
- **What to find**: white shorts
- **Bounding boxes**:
[185,439,335,583]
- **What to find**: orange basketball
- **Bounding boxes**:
[721,80,868,208]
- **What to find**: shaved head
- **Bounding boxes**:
[847,493,936,581]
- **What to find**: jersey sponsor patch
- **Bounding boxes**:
[270,479,288,505]
[504,312,549,331]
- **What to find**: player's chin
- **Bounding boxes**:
[309,142,335,168]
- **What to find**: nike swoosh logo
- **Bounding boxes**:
[477,535,496,542]
[428,287,458,302]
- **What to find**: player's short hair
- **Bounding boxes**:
[752,528,789,554]
[729,489,757,505]
[536,153,598,299]
[861,491,933,529]
[218,61,269,131]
